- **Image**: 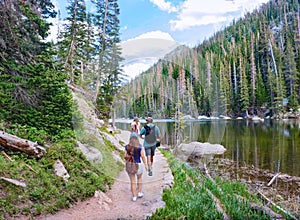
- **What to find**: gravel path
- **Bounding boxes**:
[38,130,173,220]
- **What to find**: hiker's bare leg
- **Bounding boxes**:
[146,155,152,169]
[129,174,137,197]
[137,174,142,192]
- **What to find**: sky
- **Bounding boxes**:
[52,0,270,46]
[50,0,270,78]
[118,0,270,46]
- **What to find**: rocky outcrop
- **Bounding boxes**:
[176,142,226,157]
[76,142,103,163]
[175,142,226,168]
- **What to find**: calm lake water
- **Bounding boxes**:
[116,119,300,177]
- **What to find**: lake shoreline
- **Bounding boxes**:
[205,157,300,217]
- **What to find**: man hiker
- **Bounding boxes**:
[139,117,160,176]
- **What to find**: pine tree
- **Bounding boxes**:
[239,54,250,116]
[92,0,123,119]
[57,0,88,85]
[250,32,257,114]
[0,0,72,135]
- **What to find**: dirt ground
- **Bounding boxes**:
[37,131,174,220]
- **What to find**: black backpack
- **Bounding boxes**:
[144,125,156,143]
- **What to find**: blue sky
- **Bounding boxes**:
[118,0,270,45]
[49,0,270,78]
[51,0,270,46]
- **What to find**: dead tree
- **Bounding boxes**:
[0,131,46,158]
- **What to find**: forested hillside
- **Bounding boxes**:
[116,0,300,119]
[0,0,73,135]
[0,0,124,130]
[0,0,123,218]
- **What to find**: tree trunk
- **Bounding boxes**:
[0,131,46,158]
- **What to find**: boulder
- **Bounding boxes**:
[175,142,226,162]
[76,141,103,163]
[54,159,70,181]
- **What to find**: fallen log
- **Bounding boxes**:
[203,163,231,220]
[235,194,284,219]
[267,172,280,186]
[256,189,298,220]
[1,177,27,187]
[204,164,285,219]
[0,131,46,158]
[250,204,284,219]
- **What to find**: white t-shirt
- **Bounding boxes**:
[131,121,141,133]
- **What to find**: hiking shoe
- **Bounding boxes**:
[138,192,144,198]
[132,196,137,202]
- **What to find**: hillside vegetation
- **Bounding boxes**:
[117,0,300,120]
[0,0,123,219]
[0,90,124,218]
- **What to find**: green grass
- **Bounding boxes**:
[0,127,123,219]
[149,151,223,219]
[149,150,272,220]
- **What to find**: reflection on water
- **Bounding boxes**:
[115,119,300,177]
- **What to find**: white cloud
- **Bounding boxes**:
[121,31,181,78]
[169,0,269,31]
[129,30,175,42]
[150,0,178,13]
[122,58,158,79]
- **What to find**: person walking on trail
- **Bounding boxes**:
[139,117,160,176]
[124,132,148,202]
[131,117,141,133]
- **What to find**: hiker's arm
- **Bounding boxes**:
[124,145,128,157]
[156,127,161,139]
[139,127,145,139]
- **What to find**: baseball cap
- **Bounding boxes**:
[146,117,153,122]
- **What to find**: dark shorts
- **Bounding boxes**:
[144,145,156,156]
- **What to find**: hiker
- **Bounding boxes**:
[139,117,160,176]
[131,117,141,133]
[124,132,148,202]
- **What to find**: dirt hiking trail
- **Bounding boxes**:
[38,130,174,220]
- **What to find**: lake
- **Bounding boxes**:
[115,119,300,177]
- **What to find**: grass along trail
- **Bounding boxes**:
[38,130,174,220]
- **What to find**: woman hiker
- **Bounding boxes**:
[131,117,141,133]
[124,132,148,202]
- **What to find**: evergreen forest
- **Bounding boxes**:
[116,0,300,120]
[0,0,124,130]
[0,0,300,219]
[0,0,124,217]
